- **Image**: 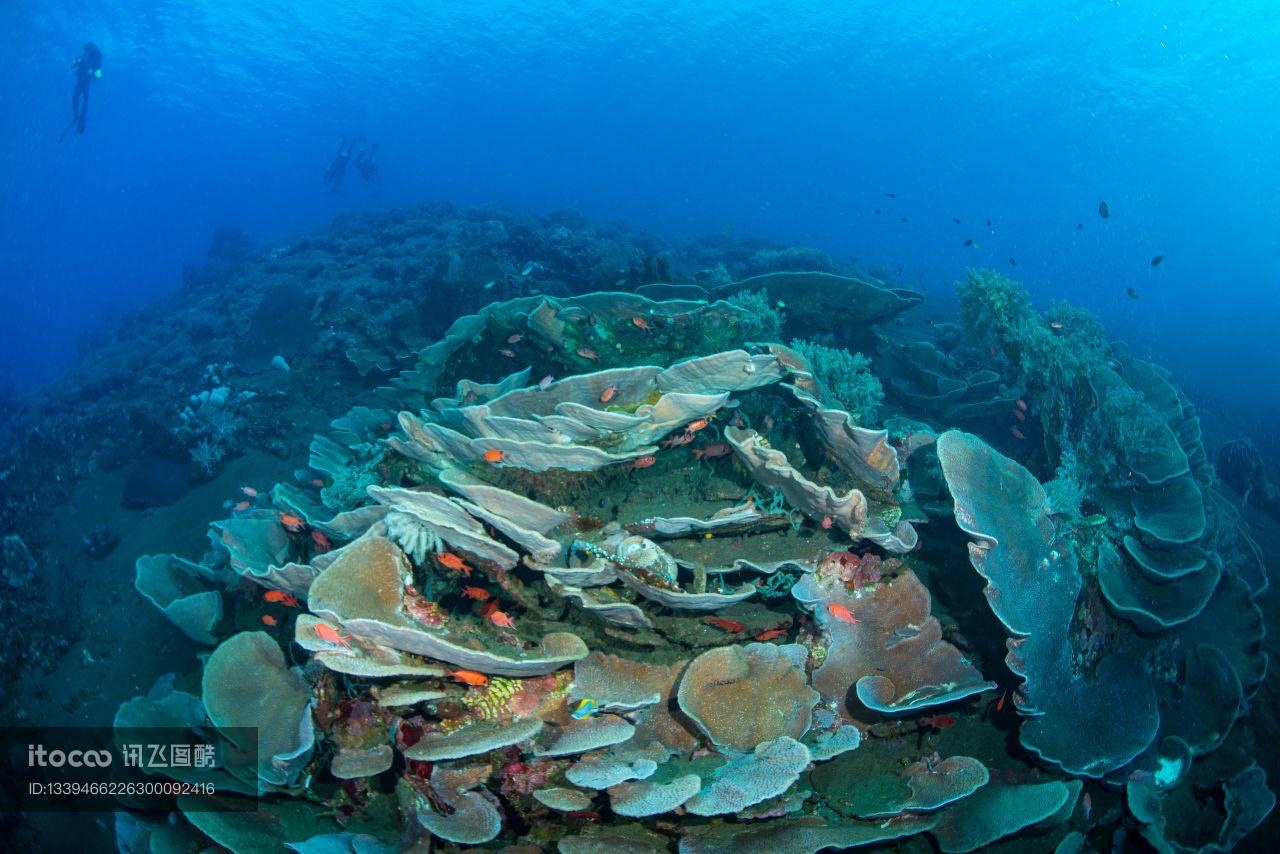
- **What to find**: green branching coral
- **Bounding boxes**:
[956,269,1165,484]
[727,289,784,341]
[789,339,884,424]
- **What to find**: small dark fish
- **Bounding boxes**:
[953,217,962,225]
[1099,200,1110,219]
[1076,223,1084,230]
[985,217,993,227]
[874,209,881,215]
[963,238,974,247]
[1127,287,1140,299]
[886,192,897,198]
[1150,255,1164,266]
[1008,257,1018,266]
[900,216,909,223]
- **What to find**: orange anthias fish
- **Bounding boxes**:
[754,628,787,641]
[314,623,353,648]
[482,449,506,464]
[684,418,710,434]
[498,348,517,358]
[311,530,332,552]
[449,669,489,687]
[234,500,251,512]
[280,512,306,532]
[488,610,516,629]
[1013,409,1027,421]
[240,486,259,497]
[507,333,523,344]
[1011,427,1027,441]
[263,590,301,608]
[704,616,745,633]
[1016,399,1029,412]
[461,586,490,600]
[821,515,834,530]
[631,316,652,332]
[920,714,955,729]
[827,603,860,624]
[576,346,600,362]
[437,552,472,576]
[995,690,1009,712]
[600,385,619,403]
[261,615,278,627]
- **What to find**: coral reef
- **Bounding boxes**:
[1,203,1269,850]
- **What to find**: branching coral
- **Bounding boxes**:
[789,339,884,423]
[726,288,784,341]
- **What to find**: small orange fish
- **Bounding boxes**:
[280,512,306,532]
[1011,427,1027,441]
[479,599,499,618]
[600,385,619,403]
[704,616,745,633]
[498,348,517,358]
[261,615,278,627]
[576,346,600,362]
[240,486,259,497]
[660,431,695,448]
[1016,399,1029,412]
[482,449,506,464]
[311,530,332,552]
[626,455,657,471]
[461,586,490,600]
[691,442,732,460]
[489,609,516,629]
[437,552,472,576]
[234,500,251,511]
[314,623,353,648]
[309,478,326,488]
[755,628,787,641]
[263,590,301,608]
[920,714,955,729]
[763,414,775,431]
[827,603,860,624]
[449,669,489,687]
[1013,409,1026,421]
[631,316,652,332]
[996,690,1008,712]
[507,333,523,344]
[685,419,710,433]
[821,515,834,530]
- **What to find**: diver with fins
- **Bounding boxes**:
[60,42,103,140]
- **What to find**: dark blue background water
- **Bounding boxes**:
[2,2,1277,449]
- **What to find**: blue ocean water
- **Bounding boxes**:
[3,2,1278,448]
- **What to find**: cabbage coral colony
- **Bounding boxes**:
[124,268,1272,851]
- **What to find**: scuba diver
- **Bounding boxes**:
[324,135,364,193]
[355,142,381,184]
[60,42,103,140]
